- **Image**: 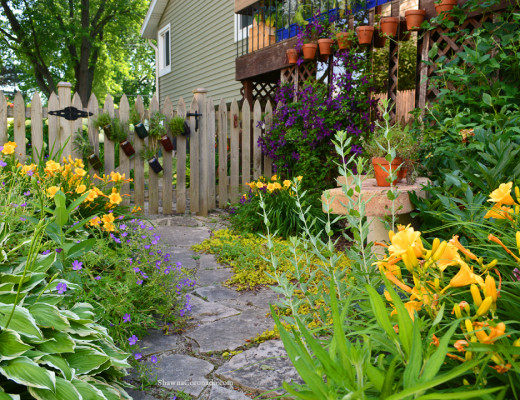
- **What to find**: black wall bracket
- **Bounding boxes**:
[48,106,93,121]
[186,112,203,131]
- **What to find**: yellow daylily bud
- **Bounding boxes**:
[465,319,474,334]
[434,278,440,291]
[406,246,419,268]
[470,284,483,308]
[453,304,462,319]
[463,379,470,386]
[514,338,520,347]
[483,259,498,272]
[484,275,497,302]
[424,250,432,260]
[491,353,505,366]
[477,257,484,267]
[475,296,493,318]
[465,350,473,361]
[461,301,471,315]
[401,253,414,273]
[516,231,520,254]
[432,241,448,262]
[431,238,440,255]
[516,186,520,200]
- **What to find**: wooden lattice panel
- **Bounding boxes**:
[252,82,279,106]
[279,62,317,95]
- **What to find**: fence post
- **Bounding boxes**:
[193,88,208,216]
[58,82,73,159]
[30,92,43,161]
[0,91,6,145]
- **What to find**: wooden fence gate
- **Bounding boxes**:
[0,82,274,216]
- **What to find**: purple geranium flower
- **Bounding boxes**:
[150,355,157,364]
[56,282,67,294]
[128,335,138,345]
[72,260,83,271]
[123,313,131,323]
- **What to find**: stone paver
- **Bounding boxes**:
[216,341,301,397]
[209,385,251,400]
[186,310,272,353]
[195,268,233,286]
[140,330,182,356]
[125,389,159,400]
[189,295,240,323]
[194,285,238,302]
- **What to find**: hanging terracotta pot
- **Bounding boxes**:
[302,43,317,60]
[88,154,103,170]
[336,32,352,50]
[148,157,163,174]
[398,19,411,41]
[372,157,407,186]
[161,135,174,152]
[435,0,457,17]
[119,140,135,157]
[134,122,148,139]
[405,9,426,30]
[373,29,387,48]
[380,17,400,37]
[286,49,298,64]
[356,26,374,45]
[318,38,334,56]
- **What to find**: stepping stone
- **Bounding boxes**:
[209,385,251,400]
[140,329,182,356]
[216,340,301,397]
[198,253,223,270]
[194,286,238,302]
[186,310,272,353]
[155,225,210,247]
[168,248,198,270]
[189,295,240,323]
[219,289,280,312]
[155,354,214,397]
[195,268,233,286]
[124,388,159,400]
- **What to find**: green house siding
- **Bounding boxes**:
[158,0,242,108]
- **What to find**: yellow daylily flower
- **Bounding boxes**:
[1,141,17,155]
[283,179,291,188]
[108,190,123,205]
[267,183,275,192]
[256,182,265,189]
[434,242,462,271]
[101,213,115,225]
[76,184,87,194]
[388,225,425,259]
[484,203,513,220]
[448,262,484,288]
[488,182,516,205]
[46,186,61,198]
[449,235,478,261]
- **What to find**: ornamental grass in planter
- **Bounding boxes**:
[149,111,173,152]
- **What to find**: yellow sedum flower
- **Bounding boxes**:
[488,182,516,205]
[1,141,17,155]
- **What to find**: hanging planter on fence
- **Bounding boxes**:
[302,43,318,60]
[102,124,112,138]
[134,122,149,139]
[380,17,400,37]
[356,26,374,45]
[318,38,334,56]
[88,154,103,170]
[435,0,457,18]
[119,140,136,157]
[286,49,298,64]
[161,135,174,152]
[182,121,191,136]
[373,29,387,48]
[405,9,426,30]
[148,157,163,174]
[336,32,352,50]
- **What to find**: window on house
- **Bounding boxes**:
[158,24,171,77]
[234,14,253,42]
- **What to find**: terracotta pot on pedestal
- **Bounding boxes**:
[372,157,407,186]
[380,17,400,37]
[356,26,374,45]
[286,49,298,64]
[405,9,426,30]
[302,43,318,60]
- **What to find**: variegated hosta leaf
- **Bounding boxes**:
[38,355,74,381]
[24,295,63,307]
[0,392,20,400]
[0,356,56,391]
[29,377,81,400]
[71,379,107,400]
[96,342,130,368]
[0,304,43,341]
[38,330,75,354]
[70,303,95,322]
[17,273,47,293]
[29,303,70,330]
[65,348,110,375]
[0,329,32,360]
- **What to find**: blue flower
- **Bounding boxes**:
[123,313,131,323]
[136,279,143,285]
[0,160,7,167]
[150,355,157,364]
[128,335,138,345]
[134,352,142,360]
[23,190,30,196]
[72,260,83,271]
[56,282,67,294]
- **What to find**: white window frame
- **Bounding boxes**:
[158,24,171,77]
[234,14,252,42]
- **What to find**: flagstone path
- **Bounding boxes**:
[125,214,301,400]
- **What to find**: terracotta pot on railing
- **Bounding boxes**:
[372,157,407,187]
[148,157,163,174]
[405,9,426,30]
[435,0,457,17]
[373,29,387,48]
[318,38,334,56]
[161,135,174,152]
[134,122,148,139]
[336,32,352,50]
[302,43,318,60]
[88,154,103,170]
[286,49,298,64]
[356,26,374,45]
[119,140,136,157]
[380,17,400,37]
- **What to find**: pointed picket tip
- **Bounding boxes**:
[218,98,226,111]
[88,92,98,107]
[265,100,273,113]
[119,95,130,122]
[230,98,239,113]
[207,97,214,110]
[242,98,251,111]
[72,92,82,105]
[104,94,115,114]
[150,95,159,113]
[162,96,174,118]
[120,94,129,108]
[14,91,24,104]
[177,97,186,117]
[190,96,198,113]
[163,96,173,109]
[253,99,262,114]
[31,91,41,106]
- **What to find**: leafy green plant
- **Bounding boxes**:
[148,112,166,138]
[110,118,128,143]
[73,129,94,159]
[129,107,141,126]
[168,116,186,137]
[93,113,111,130]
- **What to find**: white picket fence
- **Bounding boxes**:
[0,82,274,216]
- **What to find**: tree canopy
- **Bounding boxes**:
[0,0,155,104]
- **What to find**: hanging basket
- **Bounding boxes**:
[161,135,174,152]
[119,140,136,157]
[356,26,374,45]
[286,49,298,64]
[318,38,334,56]
[102,124,112,138]
[134,122,149,139]
[183,121,191,136]
[88,154,103,170]
[405,9,426,30]
[148,157,163,174]
[380,17,400,37]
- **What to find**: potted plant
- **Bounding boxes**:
[286,48,299,64]
[336,30,355,51]
[435,0,457,16]
[363,124,418,186]
[73,130,102,170]
[140,145,163,174]
[380,16,400,37]
[356,25,374,45]
[405,9,426,30]
[317,27,334,58]
[168,116,190,137]
[111,118,136,157]
[130,107,148,139]
[93,113,112,137]
[149,111,173,152]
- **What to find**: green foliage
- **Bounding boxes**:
[129,107,141,126]
[168,116,186,137]
[93,113,112,130]
[73,129,94,159]
[110,118,128,143]
[148,112,166,138]
[372,39,417,92]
